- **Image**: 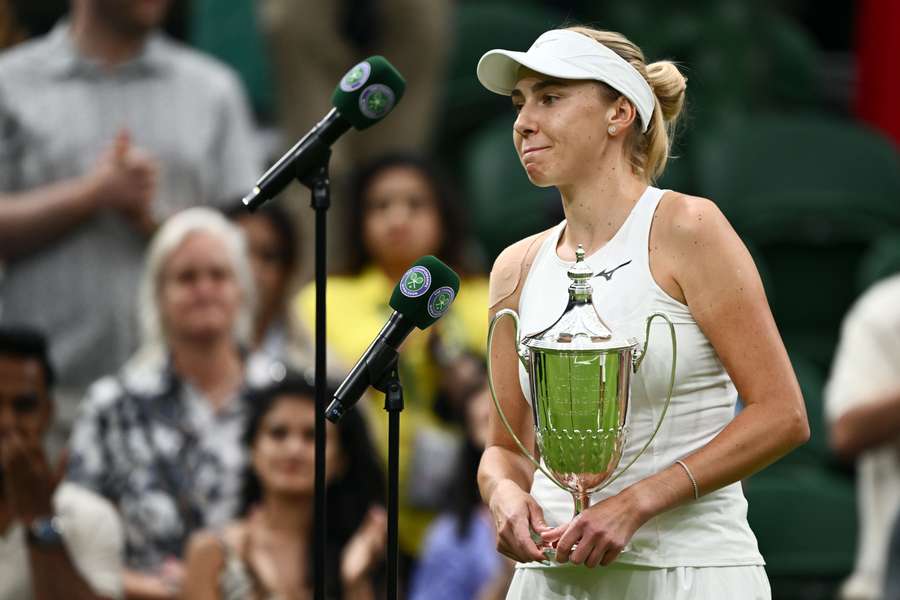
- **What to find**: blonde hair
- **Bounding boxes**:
[565,26,687,183]
[136,207,256,357]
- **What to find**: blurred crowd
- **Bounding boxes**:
[0,1,899,599]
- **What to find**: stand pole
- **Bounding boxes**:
[300,160,331,600]
[382,367,404,600]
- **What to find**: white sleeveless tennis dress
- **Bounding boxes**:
[505,186,770,599]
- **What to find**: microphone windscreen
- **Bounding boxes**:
[332,56,406,131]
[390,256,461,330]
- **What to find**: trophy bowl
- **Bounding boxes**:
[530,346,632,512]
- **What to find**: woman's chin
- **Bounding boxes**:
[174,324,232,346]
[267,481,313,497]
[525,172,556,188]
[523,164,556,188]
[383,251,431,272]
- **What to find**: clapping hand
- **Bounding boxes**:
[341,506,388,587]
[0,429,55,524]
[88,128,159,234]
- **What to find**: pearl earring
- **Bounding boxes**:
[608,125,617,135]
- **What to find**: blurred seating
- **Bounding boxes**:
[462,115,561,262]
[189,0,275,120]
[745,467,856,580]
[695,113,900,368]
[857,232,900,293]
[655,151,697,195]
[743,240,776,306]
[696,113,900,220]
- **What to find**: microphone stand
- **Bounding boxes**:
[373,360,404,600]
[297,155,331,600]
[296,150,404,600]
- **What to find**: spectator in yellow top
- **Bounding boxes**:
[294,153,488,574]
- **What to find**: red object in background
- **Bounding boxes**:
[856,0,900,147]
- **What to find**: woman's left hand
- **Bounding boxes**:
[539,489,647,568]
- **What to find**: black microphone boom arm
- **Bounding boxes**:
[325,312,412,422]
[242,108,351,211]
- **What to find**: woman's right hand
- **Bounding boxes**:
[489,479,550,563]
[341,506,388,587]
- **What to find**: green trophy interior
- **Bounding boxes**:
[532,349,625,476]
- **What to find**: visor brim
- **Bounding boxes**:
[476,49,594,95]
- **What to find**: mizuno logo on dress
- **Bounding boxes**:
[593,260,632,281]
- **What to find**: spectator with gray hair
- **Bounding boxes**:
[66,207,277,600]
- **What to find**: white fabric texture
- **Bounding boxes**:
[476,29,655,131]
[514,186,765,570]
[0,482,124,600]
[506,563,771,600]
[824,273,900,600]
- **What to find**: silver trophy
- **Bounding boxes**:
[487,246,677,556]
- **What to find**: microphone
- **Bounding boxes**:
[242,56,406,210]
[325,256,460,422]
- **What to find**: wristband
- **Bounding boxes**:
[26,516,65,547]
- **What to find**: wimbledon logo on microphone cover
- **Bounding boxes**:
[359,84,395,120]
[340,61,371,92]
[427,287,455,319]
[400,266,431,298]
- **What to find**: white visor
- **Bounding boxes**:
[476,29,655,132]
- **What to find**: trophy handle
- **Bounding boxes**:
[595,311,678,492]
[487,309,566,489]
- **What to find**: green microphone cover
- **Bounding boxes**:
[332,56,407,131]
[390,256,460,330]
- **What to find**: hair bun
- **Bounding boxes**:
[646,61,686,123]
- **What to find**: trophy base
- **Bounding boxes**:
[532,530,632,565]
[541,545,560,564]
[531,530,564,565]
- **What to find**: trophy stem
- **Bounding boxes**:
[573,491,591,516]
[536,491,594,563]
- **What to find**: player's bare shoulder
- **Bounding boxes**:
[649,192,739,303]
[489,229,554,310]
[653,191,734,257]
